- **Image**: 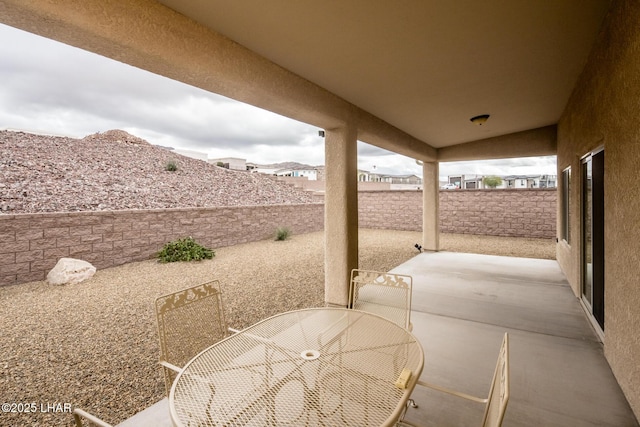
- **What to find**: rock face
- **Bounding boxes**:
[0,129,317,214]
[47,258,97,286]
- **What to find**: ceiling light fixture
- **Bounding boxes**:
[470,114,490,126]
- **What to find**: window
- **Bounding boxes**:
[561,167,571,243]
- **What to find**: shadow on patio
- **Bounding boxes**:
[393,252,638,427]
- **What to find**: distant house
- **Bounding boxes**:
[358,170,388,182]
[539,174,557,188]
[448,174,484,189]
[175,148,209,161]
[446,174,557,189]
[247,163,279,175]
[249,163,418,186]
[385,174,422,184]
[247,162,321,179]
[275,167,319,180]
[357,170,422,185]
[209,157,247,171]
[157,146,209,162]
[358,170,372,182]
[503,174,557,188]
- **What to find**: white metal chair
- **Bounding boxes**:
[155,280,235,396]
[73,399,172,427]
[400,333,510,427]
[349,269,413,330]
[73,281,233,426]
[72,408,113,427]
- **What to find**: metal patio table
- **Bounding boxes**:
[169,307,424,426]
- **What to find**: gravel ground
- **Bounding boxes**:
[0,230,554,426]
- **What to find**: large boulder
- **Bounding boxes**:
[47,258,96,286]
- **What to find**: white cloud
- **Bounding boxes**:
[0,23,557,178]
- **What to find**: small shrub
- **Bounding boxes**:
[165,160,178,172]
[157,237,214,263]
[275,227,291,241]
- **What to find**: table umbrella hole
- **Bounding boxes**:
[301,350,320,360]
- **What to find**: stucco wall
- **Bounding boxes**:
[557,0,640,418]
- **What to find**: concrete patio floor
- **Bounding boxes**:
[393,251,638,427]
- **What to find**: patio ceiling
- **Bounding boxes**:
[157,0,610,149]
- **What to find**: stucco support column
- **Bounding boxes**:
[422,161,440,251]
[324,125,359,306]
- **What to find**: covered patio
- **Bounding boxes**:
[98,251,638,426]
[394,252,638,427]
[2,0,640,423]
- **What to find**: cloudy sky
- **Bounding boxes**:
[0,23,556,181]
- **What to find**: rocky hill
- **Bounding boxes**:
[0,130,317,214]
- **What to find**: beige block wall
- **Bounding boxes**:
[1,190,556,287]
[358,189,557,238]
[440,189,557,238]
[0,204,324,287]
[557,0,640,418]
[358,191,423,231]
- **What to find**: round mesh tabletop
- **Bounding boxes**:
[169,308,424,427]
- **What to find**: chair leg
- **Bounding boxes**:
[72,408,114,427]
[397,398,420,426]
[396,420,423,427]
[397,402,424,427]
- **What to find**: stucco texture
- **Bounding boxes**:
[557,0,640,417]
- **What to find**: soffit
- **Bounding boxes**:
[157,0,609,148]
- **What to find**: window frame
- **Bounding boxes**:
[561,166,571,243]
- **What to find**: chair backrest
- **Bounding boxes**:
[349,269,413,329]
[155,281,230,394]
[480,333,510,427]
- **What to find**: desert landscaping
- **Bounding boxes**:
[0,229,554,426]
[0,129,555,426]
[0,129,315,214]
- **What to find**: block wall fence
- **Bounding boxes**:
[0,204,324,287]
[359,188,557,237]
[0,189,555,287]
